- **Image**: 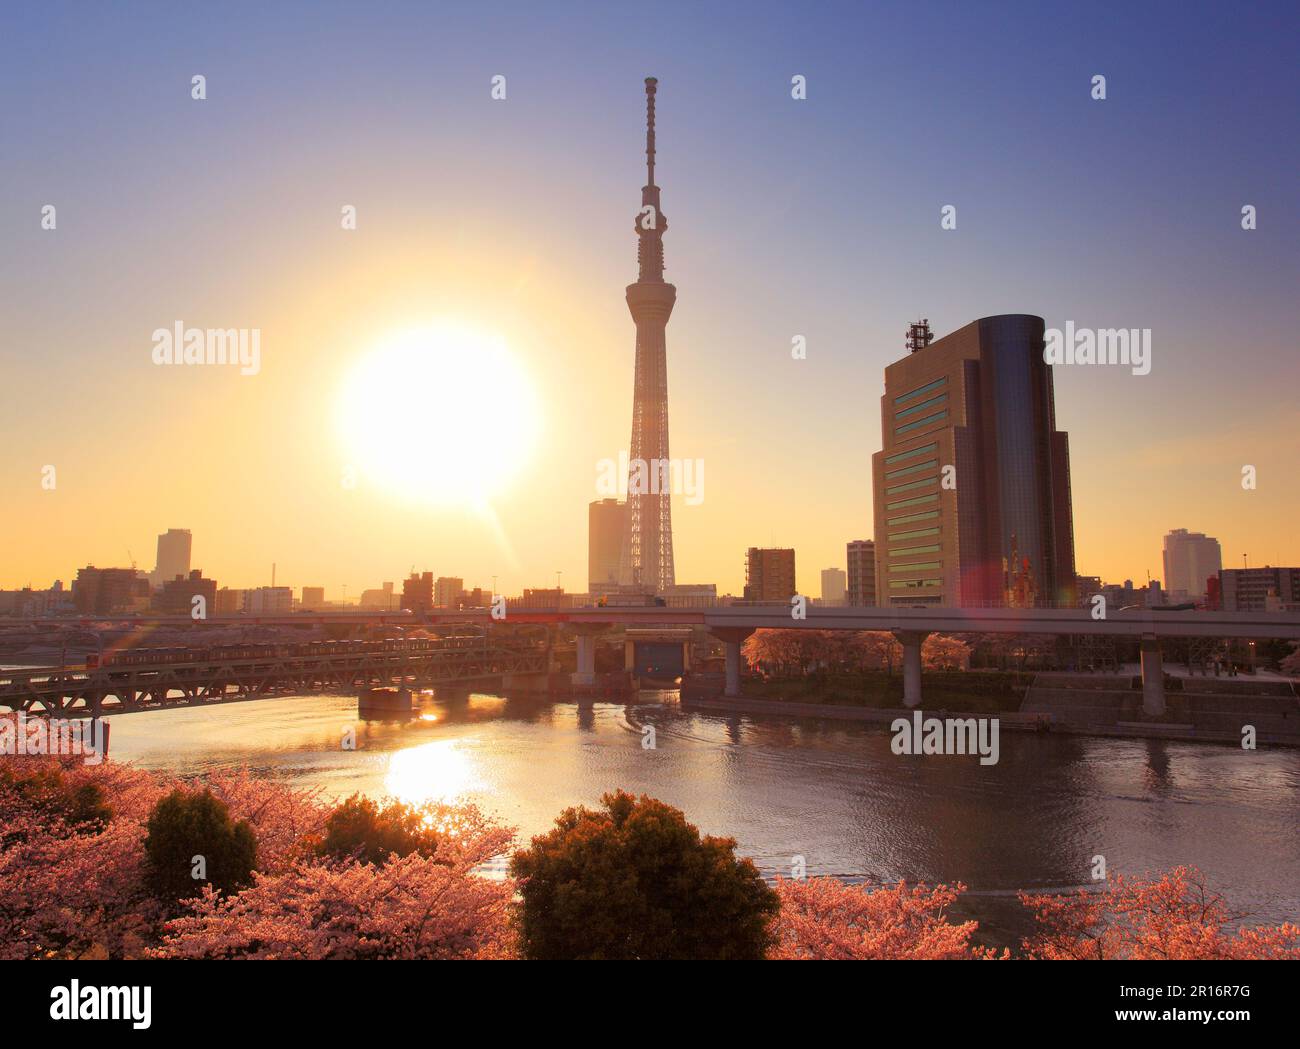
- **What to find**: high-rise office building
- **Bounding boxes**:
[820,567,847,606]
[619,78,676,594]
[151,528,192,587]
[1162,529,1222,601]
[589,499,625,593]
[744,548,796,602]
[846,539,876,606]
[870,316,1076,608]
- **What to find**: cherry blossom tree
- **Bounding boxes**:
[772,877,996,959]
[1020,866,1300,959]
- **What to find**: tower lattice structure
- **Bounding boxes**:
[619,77,676,593]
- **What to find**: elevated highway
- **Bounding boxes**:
[6,605,1298,717]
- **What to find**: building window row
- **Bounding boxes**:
[886,509,940,527]
[889,561,941,573]
[883,441,938,466]
[887,526,940,542]
[886,493,938,512]
[893,375,948,406]
[889,543,941,556]
[895,410,947,436]
[884,457,938,481]
[885,475,937,496]
[888,578,942,590]
[894,392,948,420]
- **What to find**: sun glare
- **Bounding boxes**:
[338,323,540,507]
[385,738,483,805]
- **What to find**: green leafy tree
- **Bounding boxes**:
[0,763,112,836]
[316,794,443,865]
[511,790,779,959]
[143,788,256,901]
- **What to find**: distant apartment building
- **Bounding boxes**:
[1162,529,1222,601]
[0,582,70,617]
[150,528,192,588]
[663,583,718,608]
[1075,575,1103,606]
[73,566,150,614]
[820,567,847,606]
[1219,567,1300,612]
[153,570,218,614]
[461,587,492,608]
[300,586,326,609]
[1096,578,1164,611]
[589,498,625,593]
[401,572,434,612]
[360,582,398,610]
[435,576,464,608]
[870,316,1076,608]
[246,586,292,614]
[744,548,796,602]
[214,588,246,615]
[517,587,574,609]
[846,540,876,606]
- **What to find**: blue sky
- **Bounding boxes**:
[2,1,1298,592]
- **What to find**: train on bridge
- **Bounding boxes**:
[84,636,484,670]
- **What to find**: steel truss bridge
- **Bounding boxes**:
[1,637,549,717]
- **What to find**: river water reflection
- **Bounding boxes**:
[102,688,1300,945]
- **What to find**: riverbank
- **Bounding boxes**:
[682,671,1300,747]
[717,670,1031,712]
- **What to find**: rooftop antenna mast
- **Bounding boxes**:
[906,319,934,353]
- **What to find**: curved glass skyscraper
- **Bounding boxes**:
[870,315,1076,608]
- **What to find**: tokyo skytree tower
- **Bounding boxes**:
[618,77,676,593]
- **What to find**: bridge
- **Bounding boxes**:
[0,636,549,717]
[5,605,1299,717]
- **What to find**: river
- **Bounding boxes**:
[100,687,1300,947]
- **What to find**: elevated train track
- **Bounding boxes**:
[1,636,549,717]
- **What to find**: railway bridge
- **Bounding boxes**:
[0,637,550,717]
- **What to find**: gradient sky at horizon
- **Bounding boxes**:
[2,1,1298,597]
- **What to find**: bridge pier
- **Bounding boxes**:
[569,625,606,686]
[1140,637,1166,717]
[892,630,930,709]
[711,627,755,698]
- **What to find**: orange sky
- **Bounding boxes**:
[4,9,1298,598]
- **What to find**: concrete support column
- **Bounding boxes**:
[572,634,597,686]
[1140,637,1165,716]
[724,640,743,697]
[710,627,756,698]
[892,630,930,709]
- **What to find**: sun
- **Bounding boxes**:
[338,323,540,508]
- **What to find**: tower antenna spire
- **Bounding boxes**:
[644,76,657,187]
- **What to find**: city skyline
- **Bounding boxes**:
[3,2,1299,597]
